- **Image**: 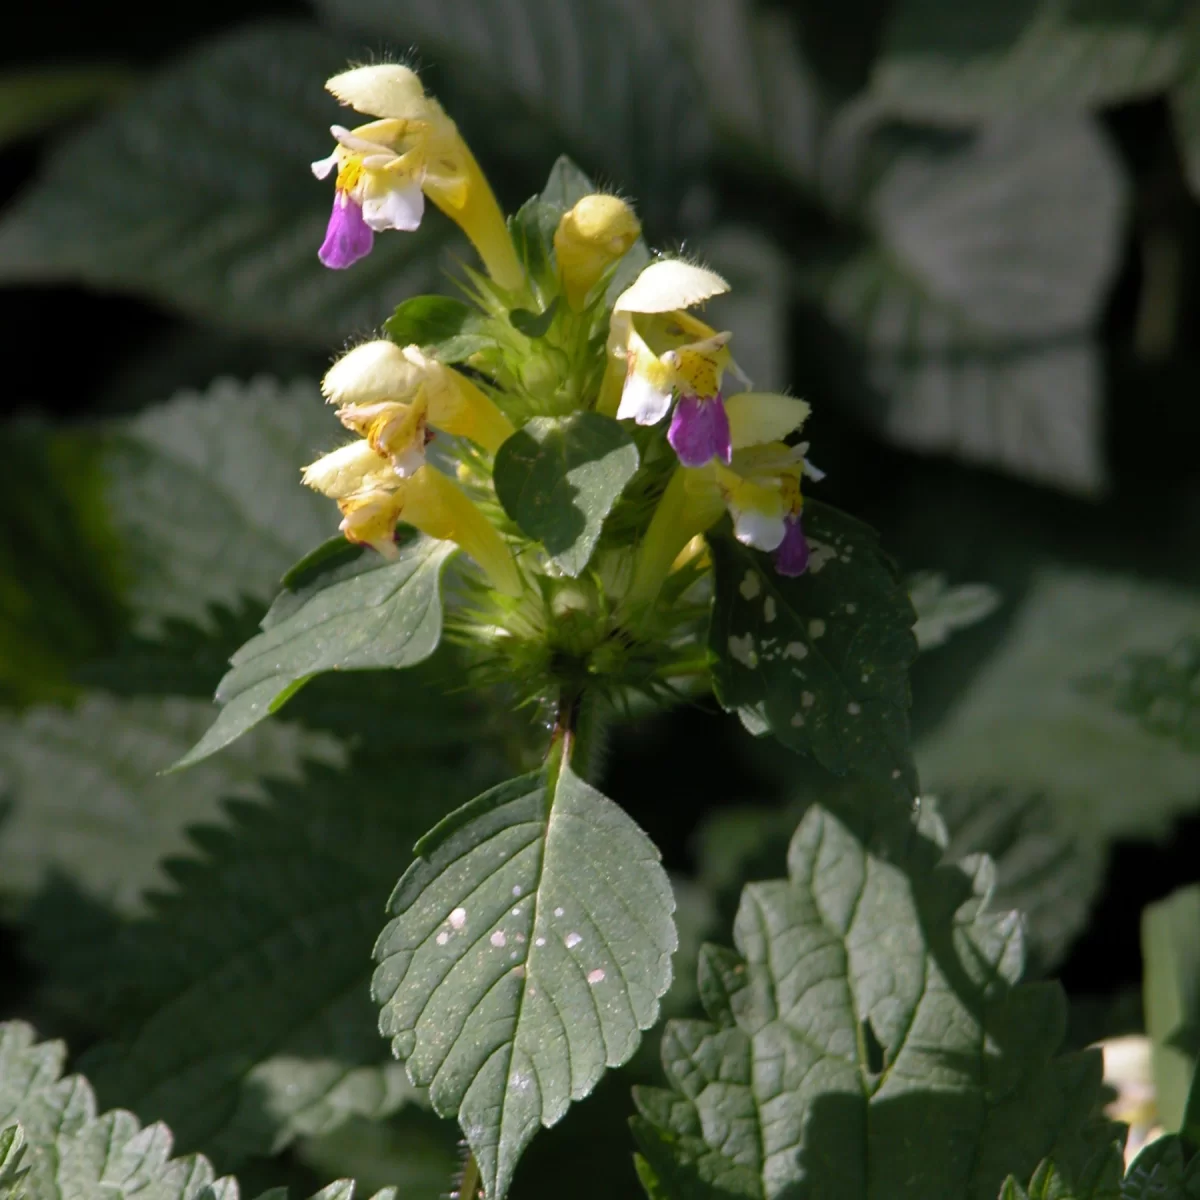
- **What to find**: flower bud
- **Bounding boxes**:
[554,194,641,310]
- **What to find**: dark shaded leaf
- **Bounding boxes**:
[708,502,918,793]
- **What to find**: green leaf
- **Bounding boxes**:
[803,118,1126,494]
[373,762,677,1200]
[909,571,1001,651]
[493,413,639,576]
[0,65,131,147]
[999,1148,1124,1200]
[537,156,597,211]
[869,0,1192,121]
[707,502,919,793]
[296,1114,459,1199]
[0,1020,396,1200]
[633,783,1117,1200]
[0,423,126,706]
[1122,1135,1200,1199]
[917,568,1200,844]
[383,296,493,364]
[312,0,709,229]
[1171,61,1200,201]
[935,787,1106,974]
[177,535,456,768]
[508,199,563,289]
[0,23,452,345]
[650,0,824,190]
[75,753,490,1166]
[508,299,559,339]
[0,693,340,914]
[0,1124,26,1195]
[693,781,1104,979]
[1143,887,1200,1134]
[103,378,336,635]
[1079,637,1200,754]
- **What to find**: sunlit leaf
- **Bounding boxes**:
[634,784,1117,1199]
[373,761,676,1199]
[177,535,456,768]
[0,1021,396,1200]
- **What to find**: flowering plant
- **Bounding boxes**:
[177,62,923,1197]
[1,8,1198,1200]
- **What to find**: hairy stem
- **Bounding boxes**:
[455,1150,481,1200]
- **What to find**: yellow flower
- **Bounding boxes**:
[628,392,812,604]
[323,340,514,476]
[302,441,520,595]
[553,194,641,310]
[312,64,522,290]
[597,259,754,469]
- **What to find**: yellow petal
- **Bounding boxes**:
[726,392,811,450]
[664,333,730,398]
[402,347,515,453]
[301,440,394,499]
[338,399,428,475]
[325,64,429,120]
[613,259,729,315]
[400,467,521,595]
[338,487,408,558]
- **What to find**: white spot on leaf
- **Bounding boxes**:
[436,931,450,946]
[587,969,606,985]
[565,932,582,949]
[535,936,546,947]
[764,596,777,623]
[784,642,808,660]
[806,540,837,573]
[449,907,467,930]
[791,713,805,727]
[491,930,507,948]
[802,691,815,708]
[728,633,758,668]
[847,702,861,715]
[739,570,761,600]
[808,619,826,638]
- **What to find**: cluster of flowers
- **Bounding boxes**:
[302,64,815,611]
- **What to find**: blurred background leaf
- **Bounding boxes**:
[0,64,132,147]
[869,0,1193,120]
[1142,885,1200,1133]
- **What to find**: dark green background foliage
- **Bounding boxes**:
[1,0,1199,1198]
